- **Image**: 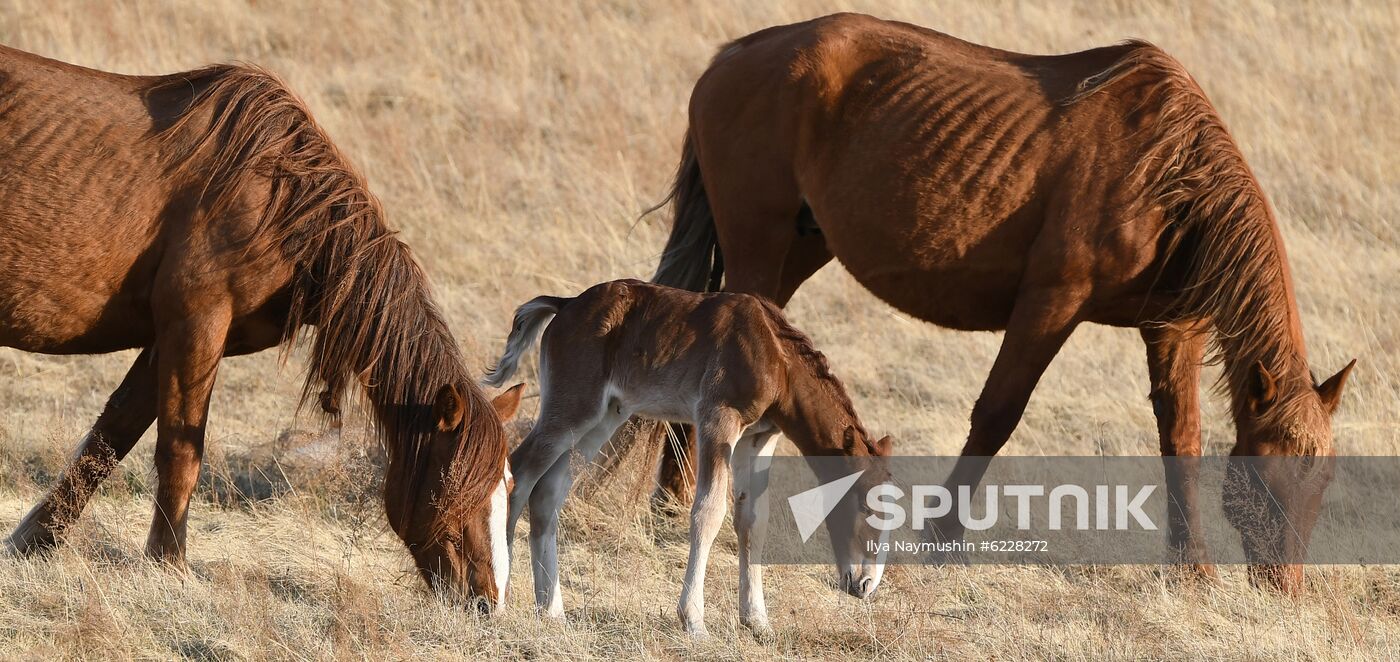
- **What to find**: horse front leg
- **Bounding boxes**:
[731,428,778,640]
[931,286,1085,550]
[1141,324,1214,578]
[6,348,158,554]
[677,408,742,638]
[144,309,231,566]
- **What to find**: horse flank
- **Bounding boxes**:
[152,66,508,528]
[1068,44,1314,433]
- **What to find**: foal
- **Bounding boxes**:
[484,279,892,637]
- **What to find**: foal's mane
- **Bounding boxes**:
[1067,44,1313,430]
[149,65,507,530]
[753,299,873,449]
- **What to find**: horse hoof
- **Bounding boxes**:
[744,621,775,643]
[1166,562,1219,586]
[1188,563,1219,582]
[143,546,188,572]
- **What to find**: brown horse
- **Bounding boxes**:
[649,14,1355,591]
[0,45,520,608]
[484,280,892,637]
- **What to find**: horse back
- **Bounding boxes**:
[0,47,296,353]
[686,14,1190,329]
[539,281,785,423]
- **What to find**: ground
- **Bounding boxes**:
[1,0,1397,659]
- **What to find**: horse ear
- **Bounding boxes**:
[1247,361,1278,415]
[434,384,465,431]
[492,383,525,421]
[1315,359,1356,416]
[873,435,894,457]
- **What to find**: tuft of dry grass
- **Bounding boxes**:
[1,0,1397,659]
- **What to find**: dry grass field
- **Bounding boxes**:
[1,0,1397,659]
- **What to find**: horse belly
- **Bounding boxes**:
[807,178,1036,332]
[0,267,153,353]
[848,262,1020,331]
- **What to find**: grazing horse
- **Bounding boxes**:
[0,45,519,608]
[649,14,1355,591]
[484,280,892,637]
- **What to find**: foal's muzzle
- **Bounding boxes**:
[841,571,878,599]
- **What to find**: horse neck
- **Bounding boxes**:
[1206,205,1314,421]
[768,357,867,457]
[295,231,479,522]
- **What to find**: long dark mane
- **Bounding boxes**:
[149,65,507,530]
[1068,44,1315,434]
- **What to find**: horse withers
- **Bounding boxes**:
[484,280,892,637]
[0,45,516,609]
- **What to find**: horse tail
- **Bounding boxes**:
[647,134,723,292]
[483,295,571,388]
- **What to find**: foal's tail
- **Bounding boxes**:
[648,134,723,292]
[483,295,571,388]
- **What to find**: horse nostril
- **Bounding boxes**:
[859,576,875,598]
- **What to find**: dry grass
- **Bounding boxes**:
[1,0,1397,659]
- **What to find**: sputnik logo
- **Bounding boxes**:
[786,470,864,542]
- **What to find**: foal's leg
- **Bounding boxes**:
[6,349,158,554]
[506,403,604,547]
[1141,324,1215,578]
[144,308,232,566]
[731,428,779,638]
[526,411,627,618]
[677,408,743,637]
[932,286,1086,547]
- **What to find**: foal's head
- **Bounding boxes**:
[388,382,523,611]
[1224,359,1355,592]
[822,428,895,600]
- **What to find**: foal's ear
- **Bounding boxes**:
[1315,358,1357,416]
[1247,361,1279,415]
[492,383,525,421]
[872,435,894,457]
[434,384,466,431]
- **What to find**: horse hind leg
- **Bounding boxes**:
[524,409,627,618]
[506,392,607,548]
[6,348,158,555]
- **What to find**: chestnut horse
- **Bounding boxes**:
[484,280,892,637]
[0,46,519,608]
[649,14,1355,590]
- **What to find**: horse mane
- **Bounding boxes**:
[1067,44,1315,434]
[752,298,874,451]
[148,65,507,532]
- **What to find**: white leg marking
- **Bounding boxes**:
[732,431,778,637]
[677,411,741,637]
[490,468,512,610]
